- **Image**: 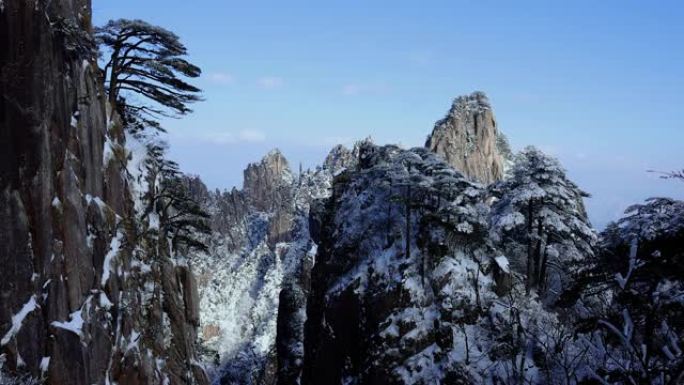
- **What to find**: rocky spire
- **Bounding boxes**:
[243,149,293,210]
[242,149,295,246]
[322,137,374,175]
[425,91,507,184]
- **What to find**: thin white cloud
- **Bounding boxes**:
[207,132,237,144]
[257,76,284,89]
[341,83,390,96]
[208,72,235,85]
[238,129,266,142]
[173,129,266,145]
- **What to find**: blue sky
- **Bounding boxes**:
[94,1,683,228]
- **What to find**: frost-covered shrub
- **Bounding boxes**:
[299,143,603,385]
[490,146,595,298]
[0,356,42,385]
[572,196,684,385]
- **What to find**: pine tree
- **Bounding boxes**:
[96,19,209,257]
[573,196,684,384]
[142,142,211,256]
[490,146,595,296]
[96,19,202,132]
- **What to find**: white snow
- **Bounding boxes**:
[495,256,510,273]
[147,212,160,230]
[81,59,91,75]
[196,241,283,360]
[131,260,152,274]
[101,232,123,287]
[70,111,79,128]
[51,309,84,338]
[85,194,108,214]
[123,132,154,214]
[16,354,25,368]
[1,295,39,346]
[40,356,50,373]
[494,211,525,231]
[186,161,335,381]
[99,292,114,309]
[125,330,140,353]
[102,135,114,165]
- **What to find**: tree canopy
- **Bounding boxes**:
[490,146,595,295]
[96,19,202,129]
[142,141,211,254]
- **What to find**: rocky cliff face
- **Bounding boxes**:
[425,92,508,185]
[244,149,295,247]
[0,2,207,384]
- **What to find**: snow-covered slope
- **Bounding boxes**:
[287,143,584,385]
[186,150,341,384]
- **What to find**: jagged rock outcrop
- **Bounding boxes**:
[185,176,250,250]
[323,145,356,173]
[271,143,563,385]
[322,138,373,175]
[244,150,293,210]
[295,143,493,384]
[425,91,508,185]
[0,2,208,384]
[244,149,295,246]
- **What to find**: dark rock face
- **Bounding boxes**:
[0,2,207,384]
[275,246,314,385]
[425,92,507,185]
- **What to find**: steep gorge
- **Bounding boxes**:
[185,148,345,384]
